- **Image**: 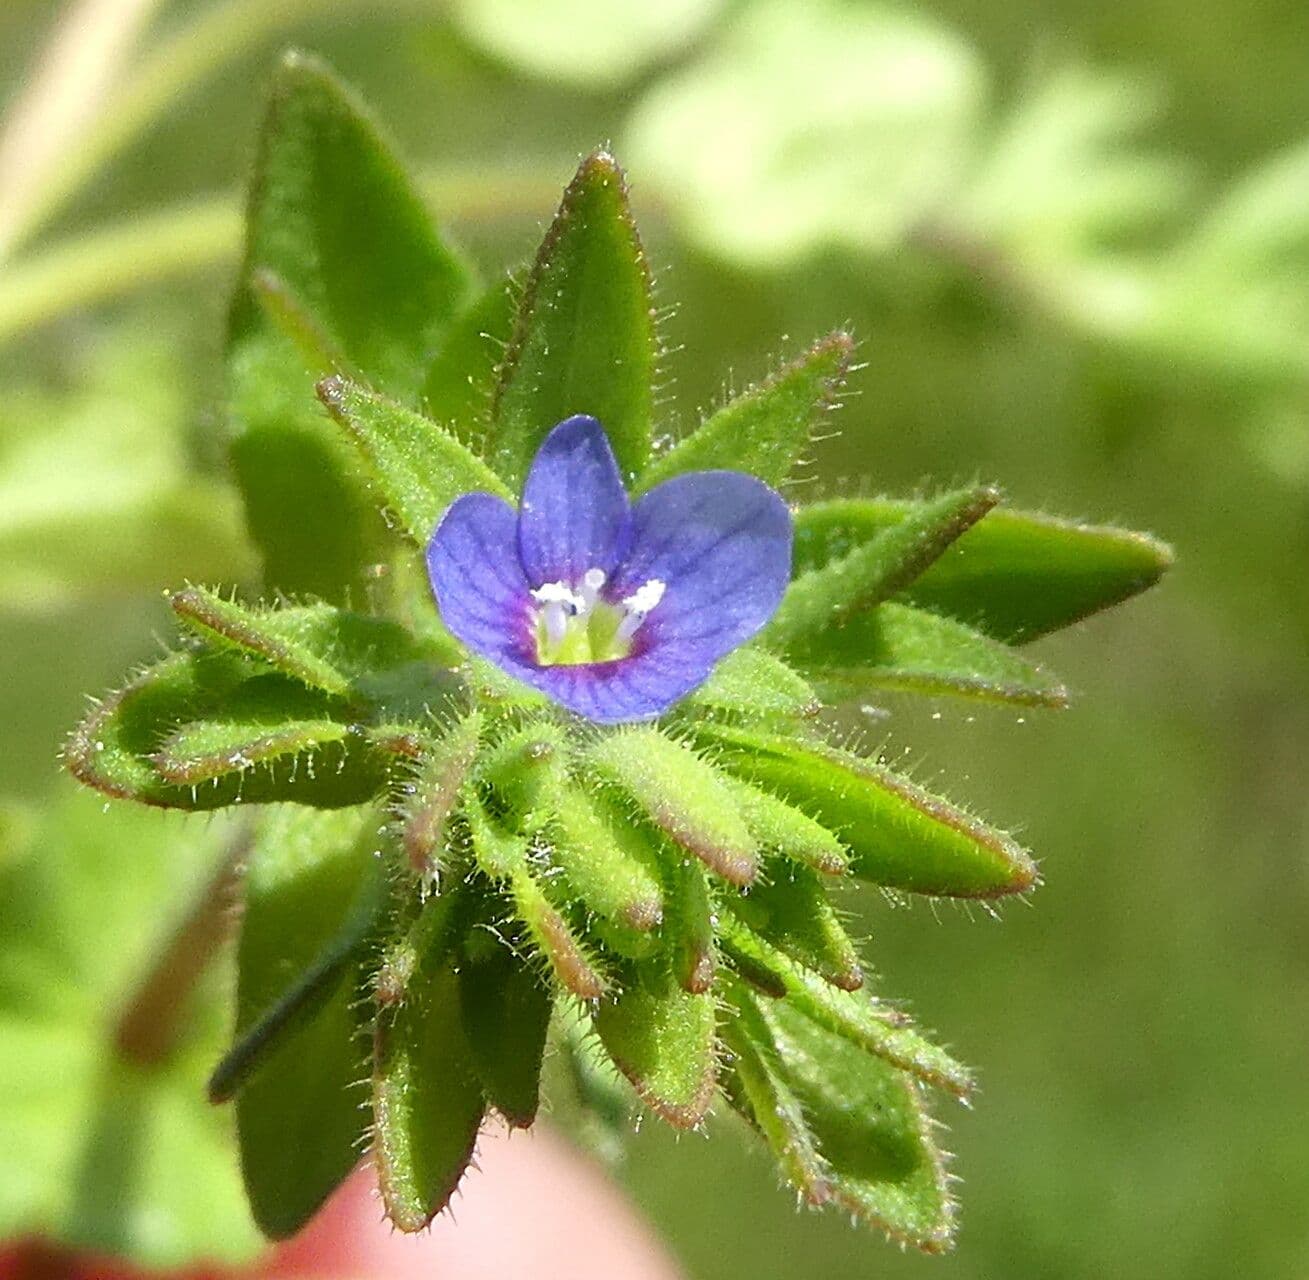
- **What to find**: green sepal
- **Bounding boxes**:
[398,712,482,879]
[228,52,471,601]
[586,728,758,886]
[794,499,1173,643]
[422,276,518,448]
[372,965,486,1232]
[593,959,717,1129]
[477,722,568,834]
[666,854,716,994]
[547,786,665,931]
[682,647,820,719]
[700,724,1037,898]
[636,332,853,491]
[765,487,999,649]
[791,601,1070,707]
[719,774,850,876]
[724,987,955,1252]
[726,861,863,991]
[718,916,974,1099]
[458,940,553,1127]
[317,376,512,547]
[374,881,466,1007]
[490,151,656,484]
[231,807,382,1239]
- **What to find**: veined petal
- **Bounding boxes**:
[613,470,793,666]
[517,415,630,586]
[427,493,536,667]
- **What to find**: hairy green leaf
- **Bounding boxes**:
[490,152,656,484]
[667,854,716,994]
[719,774,850,875]
[683,647,820,719]
[399,712,482,878]
[636,333,853,490]
[794,498,1173,643]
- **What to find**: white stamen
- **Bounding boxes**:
[579,567,607,611]
[541,600,569,648]
[616,578,666,643]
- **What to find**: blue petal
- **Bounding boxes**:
[427,493,535,668]
[611,470,793,667]
[517,415,630,587]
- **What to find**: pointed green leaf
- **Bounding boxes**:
[593,960,717,1128]
[477,722,568,834]
[228,53,471,600]
[317,376,512,548]
[458,942,553,1127]
[720,774,850,875]
[683,647,820,719]
[700,723,1037,898]
[727,986,955,1252]
[232,807,382,1238]
[586,728,758,886]
[399,712,482,878]
[794,498,1173,643]
[637,333,853,491]
[765,487,999,649]
[667,855,716,994]
[718,916,974,1099]
[791,601,1070,707]
[373,966,486,1232]
[726,861,863,990]
[548,786,664,930]
[374,888,465,1008]
[490,152,656,484]
[423,276,518,447]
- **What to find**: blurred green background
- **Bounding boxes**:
[0,1,1306,1277]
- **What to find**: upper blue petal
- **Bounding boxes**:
[517,415,630,587]
[427,492,535,668]
[610,469,793,666]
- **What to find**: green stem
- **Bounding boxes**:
[0,0,454,262]
[0,166,564,345]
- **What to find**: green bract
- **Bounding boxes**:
[64,54,1171,1254]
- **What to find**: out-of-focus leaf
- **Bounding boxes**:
[791,601,1070,707]
[701,723,1037,898]
[490,152,656,485]
[593,959,717,1128]
[232,807,382,1238]
[0,786,260,1267]
[0,327,253,613]
[765,488,998,648]
[317,376,511,548]
[794,498,1172,643]
[451,0,724,88]
[725,986,955,1251]
[636,333,853,490]
[373,965,486,1232]
[228,52,472,602]
[626,0,984,264]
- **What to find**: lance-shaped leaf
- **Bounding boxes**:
[228,53,471,601]
[718,916,974,1099]
[458,940,553,1128]
[682,647,820,719]
[667,855,716,994]
[374,888,465,1008]
[794,498,1173,643]
[317,376,512,548]
[725,986,955,1252]
[765,487,999,649]
[720,774,850,875]
[726,861,863,990]
[399,712,482,878]
[423,276,518,448]
[490,151,656,484]
[636,332,853,490]
[547,786,664,931]
[593,959,717,1128]
[372,966,486,1232]
[700,724,1037,898]
[790,601,1070,707]
[586,728,758,886]
[232,807,383,1238]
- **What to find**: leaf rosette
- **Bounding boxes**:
[64,53,1172,1253]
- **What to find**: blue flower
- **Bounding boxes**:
[427,415,793,723]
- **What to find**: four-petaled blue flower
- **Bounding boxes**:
[426,416,793,723]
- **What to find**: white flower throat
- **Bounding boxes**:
[531,567,666,666]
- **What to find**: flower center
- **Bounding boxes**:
[531,568,665,667]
